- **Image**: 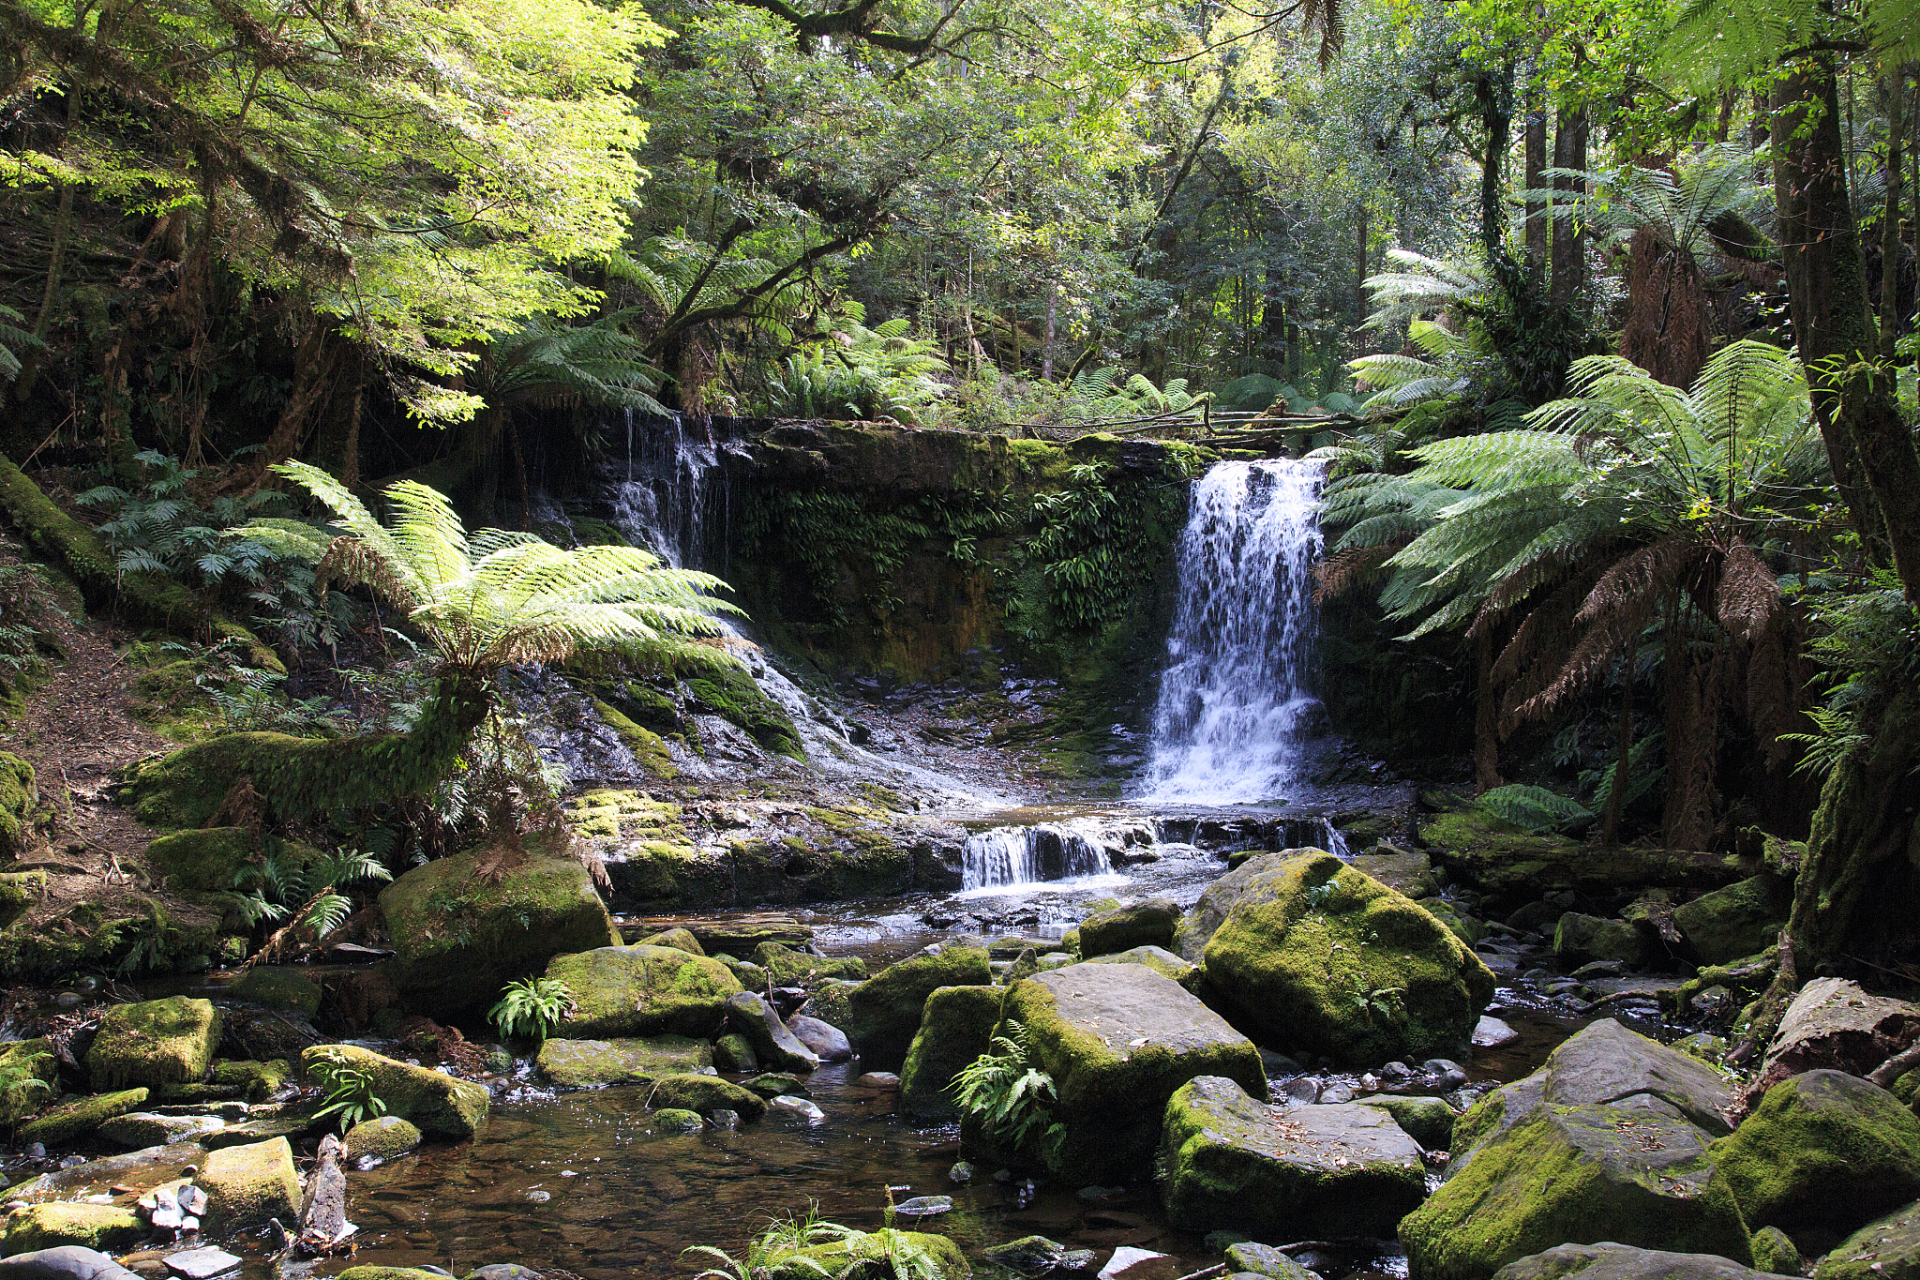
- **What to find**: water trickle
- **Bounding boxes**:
[609,410,728,570]
[1141,458,1327,805]
[961,824,1113,890]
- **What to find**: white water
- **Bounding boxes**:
[960,823,1119,893]
[1139,458,1327,805]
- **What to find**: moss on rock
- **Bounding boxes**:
[751,941,868,985]
[1359,1093,1456,1149]
[536,1036,713,1087]
[200,1136,302,1231]
[1671,876,1793,966]
[207,1058,292,1100]
[1817,1199,1920,1280]
[546,944,742,1039]
[846,942,992,1070]
[590,697,679,778]
[684,664,804,759]
[145,827,260,892]
[344,1115,423,1164]
[0,751,36,858]
[381,850,622,1016]
[2,1203,147,1253]
[17,1087,149,1145]
[88,996,221,1090]
[772,1230,971,1280]
[230,966,321,1015]
[1553,914,1646,966]
[301,1044,489,1138]
[1077,898,1180,957]
[1419,811,1741,901]
[639,927,704,955]
[1196,851,1496,1064]
[644,1072,766,1118]
[0,1037,57,1125]
[900,985,1004,1118]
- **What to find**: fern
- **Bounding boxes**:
[0,303,40,382]
[950,1020,1065,1160]
[1476,784,1595,834]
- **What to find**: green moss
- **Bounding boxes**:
[1750,1226,1802,1275]
[639,926,705,955]
[536,1036,713,1086]
[591,697,679,778]
[0,871,42,927]
[652,1106,704,1131]
[3,1202,147,1253]
[0,897,219,980]
[1199,851,1496,1065]
[200,1135,302,1231]
[900,984,1004,1118]
[1671,875,1793,965]
[547,944,743,1039]
[1420,810,1742,898]
[846,944,992,1069]
[1818,1201,1920,1280]
[645,1072,767,1118]
[566,788,686,842]
[685,663,804,759]
[751,941,868,984]
[345,1115,424,1163]
[0,1037,57,1124]
[0,750,35,857]
[773,1229,971,1280]
[301,1044,489,1138]
[210,1057,293,1100]
[88,995,222,1089]
[18,1087,149,1145]
[380,849,622,1015]
[1358,1093,1456,1149]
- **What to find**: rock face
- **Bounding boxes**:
[2,1206,147,1255]
[1001,961,1265,1181]
[1403,1020,1746,1280]
[199,1136,302,1231]
[1760,978,1920,1088]
[900,985,1004,1118]
[87,997,221,1090]
[1492,1244,1798,1280]
[381,852,622,1015]
[1160,1075,1425,1237]
[1077,898,1181,957]
[846,942,991,1070]
[723,992,819,1073]
[1670,876,1791,966]
[1187,851,1495,1064]
[1710,1070,1920,1237]
[301,1045,489,1138]
[546,944,743,1039]
[535,1035,713,1086]
[1817,1200,1920,1280]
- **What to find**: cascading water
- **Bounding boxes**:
[608,410,728,570]
[1140,458,1327,805]
[961,824,1113,891]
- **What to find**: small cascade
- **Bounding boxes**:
[607,410,731,570]
[1141,458,1328,805]
[962,824,1113,890]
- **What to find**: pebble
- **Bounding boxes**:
[706,1110,741,1130]
[1284,1076,1322,1103]
[24,1143,45,1159]
[58,1155,84,1169]
[525,1190,551,1203]
[55,992,81,1009]
[853,1073,899,1089]
[1473,1016,1520,1048]
[162,1248,242,1280]
[770,1096,826,1124]
[1359,1074,1379,1092]
[1379,1062,1413,1083]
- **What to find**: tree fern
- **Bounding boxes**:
[1476,784,1595,834]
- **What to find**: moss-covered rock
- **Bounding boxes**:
[769,1229,971,1280]
[1160,1076,1426,1237]
[1491,1244,1796,1280]
[722,992,819,1074]
[200,1136,301,1231]
[900,985,1003,1118]
[0,899,217,982]
[229,966,321,1015]
[87,996,221,1090]
[1348,848,1440,899]
[1671,876,1792,966]
[535,1036,712,1087]
[1710,1070,1920,1237]
[1817,1199,1920,1280]
[1001,962,1265,1181]
[846,942,992,1070]
[1400,1101,1752,1280]
[300,1044,489,1138]
[1748,1228,1800,1276]
[206,1058,292,1101]
[1419,811,1742,901]
[651,1107,704,1131]
[344,1115,423,1164]
[1359,1093,1456,1149]
[0,750,36,858]
[0,870,42,929]
[797,979,861,1030]
[97,1110,226,1147]
[1194,851,1496,1065]
[590,697,679,778]
[1553,914,1646,966]
[684,663,803,759]
[1077,898,1180,957]
[381,851,622,1016]
[638,927,704,956]
[644,1072,767,1118]
[144,827,261,892]
[751,941,867,984]
[0,1037,57,1125]
[17,1088,149,1145]
[2,1203,147,1254]
[714,1032,758,1072]
[547,944,743,1039]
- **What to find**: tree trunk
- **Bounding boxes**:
[1774,58,1920,601]
[1525,98,1548,283]
[1476,68,1513,261]
[1354,205,1370,341]
[235,323,343,491]
[1661,615,1722,851]
[1883,70,1907,363]
[1602,663,1633,844]
[1042,284,1056,381]
[1551,106,1588,308]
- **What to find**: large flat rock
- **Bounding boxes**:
[1494,1244,1798,1280]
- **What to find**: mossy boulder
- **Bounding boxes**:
[769,1229,971,1280]
[2,1204,146,1255]
[97,1111,226,1147]
[229,966,321,1015]
[1082,945,1199,989]
[1000,962,1265,1181]
[547,944,743,1039]
[1419,811,1742,901]
[846,942,992,1070]
[1160,1076,1426,1237]
[639,927,705,955]
[1192,851,1496,1064]
[87,996,221,1090]
[344,1115,423,1164]
[1077,898,1181,957]
[210,1058,293,1101]
[535,1036,712,1087]
[0,870,43,928]
[644,1072,767,1118]
[0,1038,57,1125]
[1671,876,1792,966]
[199,1136,301,1231]
[17,1088,149,1145]
[1359,1093,1456,1149]
[714,1032,757,1072]
[1710,1069,1920,1237]
[900,985,1004,1118]
[1400,1100,1752,1280]
[144,827,270,892]
[751,941,867,984]
[300,1044,488,1138]
[1817,1199,1920,1280]
[1749,1228,1800,1276]
[797,980,861,1030]
[651,1107,704,1131]
[723,992,819,1073]
[0,751,36,857]
[1553,914,1646,966]
[1492,1245,1797,1280]
[380,851,622,1016]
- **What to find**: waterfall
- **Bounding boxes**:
[608,410,730,571]
[1140,458,1327,805]
[961,824,1113,891]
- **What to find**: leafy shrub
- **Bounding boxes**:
[685,1204,948,1280]
[1475,783,1595,835]
[489,976,575,1043]
[309,1046,388,1133]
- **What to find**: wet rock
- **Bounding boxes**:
[723,992,819,1074]
[787,1016,852,1063]
[1711,1070,1920,1237]
[1077,899,1181,957]
[795,979,861,1031]
[1004,962,1265,1181]
[1493,1245,1797,1280]
[1761,978,1920,1089]
[900,985,1002,1119]
[1284,1077,1321,1103]
[228,967,321,1017]
[199,1137,301,1232]
[1099,1247,1172,1280]
[712,1032,758,1073]
[98,1113,224,1149]
[949,1161,973,1184]
[1671,876,1791,966]
[769,1095,826,1124]
[1347,848,1439,900]
[1187,851,1496,1065]
[891,1196,951,1217]
[1160,1078,1425,1237]
[984,1235,1095,1276]
[645,1073,767,1119]
[750,942,867,985]
[301,1045,488,1138]
[846,942,991,1070]
[380,852,622,1016]
[742,1073,810,1099]
[343,1116,422,1165]
[2,1206,147,1255]
[88,999,222,1092]
[1357,1094,1454,1149]
[853,1072,898,1089]
[546,945,742,1040]
[1083,946,1200,990]
[707,1108,740,1129]
[1473,1017,1520,1048]
[20,1089,153,1147]
[1817,1199,1920,1280]
[1553,914,1645,966]
[1226,1243,1323,1280]
[466,1266,540,1280]
[535,1035,712,1087]
[159,1248,241,1280]
[651,1108,704,1131]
